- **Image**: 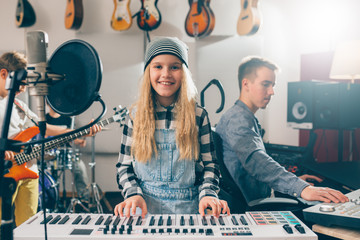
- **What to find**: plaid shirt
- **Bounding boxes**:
[116,102,220,200]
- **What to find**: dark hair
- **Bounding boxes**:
[0,51,27,72]
[238,56,279,91]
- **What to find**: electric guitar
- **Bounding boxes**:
[15,0,36,28]
[136,0,161,31]
[111,0,133,31]
[185,0,212,39]
[65,0,84,30]
[237,0,261,36]
[4,106,128,182]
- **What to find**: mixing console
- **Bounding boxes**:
[14,211,317,239]
[303,188,360,229]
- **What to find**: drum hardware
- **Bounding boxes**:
[88,134,103,213]
[65,148,91,213]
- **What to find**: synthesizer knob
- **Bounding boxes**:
[319,204,335,212]
[282,224,293,234]
[295,224,306,234]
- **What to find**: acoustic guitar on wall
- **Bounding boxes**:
[237,0,261,36]
[15,0,36,28]
[111,0,133,31]
[185,0,214,39]
[136,0,161,31]
[65,0,84,30]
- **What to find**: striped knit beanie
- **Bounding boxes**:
[144,37,188,70]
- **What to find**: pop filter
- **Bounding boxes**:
[46,39,102,116]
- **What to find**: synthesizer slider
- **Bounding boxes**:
[14,211,317,239]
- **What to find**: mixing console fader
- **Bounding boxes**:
[14,211,317,239]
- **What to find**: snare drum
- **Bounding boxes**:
[38,170,59,211]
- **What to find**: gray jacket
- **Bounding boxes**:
[216,100,309,203]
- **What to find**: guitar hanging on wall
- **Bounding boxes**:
[111,0,133,31]
[237,0,261,36]
[185,0,215,39]
[15,0,36,28]
[136,0,161,31]
[65,0,84,30]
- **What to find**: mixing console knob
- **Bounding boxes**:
[319,205,335,212]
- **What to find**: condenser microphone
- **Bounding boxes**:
[26,30,49,124]
[26,31,63,128]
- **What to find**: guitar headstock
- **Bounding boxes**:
[113,105,128,126]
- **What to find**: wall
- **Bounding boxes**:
[2,0,360,192]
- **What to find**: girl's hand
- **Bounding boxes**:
[114,195,148,218]
[199,196,230,218]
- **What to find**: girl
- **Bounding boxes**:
[115,37,229,218]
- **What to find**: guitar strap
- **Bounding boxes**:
[13,99,39,127]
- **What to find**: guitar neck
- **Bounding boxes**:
[15,117,115,165]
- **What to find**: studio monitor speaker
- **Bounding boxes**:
[288,81,360,130]
[314,82,360,129]
[287,81,318,129]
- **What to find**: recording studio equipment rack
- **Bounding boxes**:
[303,188,360,229]
[14,211,317,239]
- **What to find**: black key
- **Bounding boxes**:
[72,215,82,225]
[167,216,172,226]
[95,216,104,225]
[136,216,142,226]
[210,216,216,225]
[81,215,91,225]
[183,229,188,233]
[49,215,61,224]
[142,229,148,233]
[149,216,155,226]
[104,216,112,225]
[180,216,185,226]
[175,228,180,234]
[191,228,196,233]
[240,216,248,225]
[151,229,156,233]
[159,228,164,233]
[158,216,163,226]
[202,216,208,226]
[199,228,205,233]
[113,216,120,226]
[189,216,194,226]
[40,215,53,224]
[218,216,225,225]
[127,216,133,225]
[58,215,70,224]
[167,228,172,233]
[231,216,239,225]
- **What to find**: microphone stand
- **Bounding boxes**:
[0,69,27,240]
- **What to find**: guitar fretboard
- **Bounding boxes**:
[14,117,116,165]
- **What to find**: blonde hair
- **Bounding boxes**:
[131,64,199,163]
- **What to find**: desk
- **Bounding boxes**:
[301,161,360,190]
[313,224,360,240]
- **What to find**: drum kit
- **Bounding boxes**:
[38,131,109,214]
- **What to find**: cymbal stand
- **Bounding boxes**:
[88,135,103,213]
[66,149,90,213]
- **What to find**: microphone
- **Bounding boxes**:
[26,30,49,124]
[25,31,63,134]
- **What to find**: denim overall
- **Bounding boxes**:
[134,129,199,214]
